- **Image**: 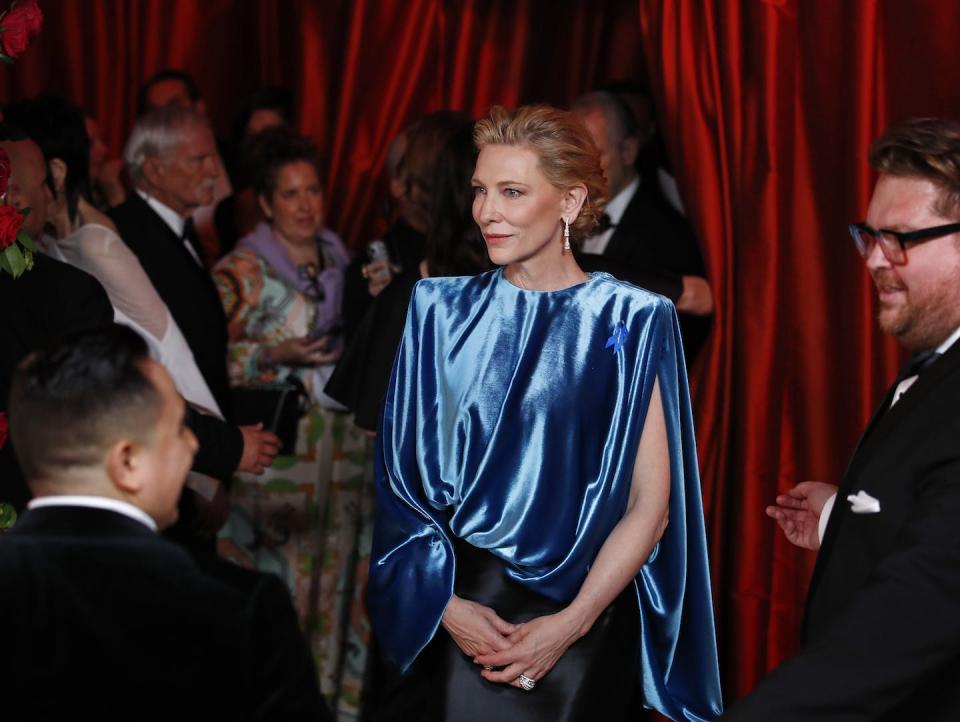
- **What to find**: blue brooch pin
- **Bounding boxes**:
[604,320,628,354]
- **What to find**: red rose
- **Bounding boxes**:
[0,411,7,450]
[0,146,9,197]
[0,204,24,249]
[0,0,43,59]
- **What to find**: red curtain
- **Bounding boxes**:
[0,0,645,248]
[641,0,960,702]
[7,0,960,708]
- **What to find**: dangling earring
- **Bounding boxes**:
[563,218,571,252]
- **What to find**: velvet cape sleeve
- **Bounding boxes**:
[367,273,722,720]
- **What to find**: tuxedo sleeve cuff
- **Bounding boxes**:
[818,493,837,544]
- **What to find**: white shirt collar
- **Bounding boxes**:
[27,495,158,532]
[936,325,960,354]
[604,176,640,226]
[137,188,186,238]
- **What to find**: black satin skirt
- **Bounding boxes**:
[370,540,639,722]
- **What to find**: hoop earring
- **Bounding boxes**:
[563,218,571,252]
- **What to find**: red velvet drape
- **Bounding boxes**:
[0,0,645,248]
[6,0,960,708]
[641,0,960,702]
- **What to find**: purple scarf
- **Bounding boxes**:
[236,222,350,336]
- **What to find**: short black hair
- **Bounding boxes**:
[9,325,161,482]
[4,94,91,223]
[231,86,294,144]
[137,68,201,116]
[245,126,322,200]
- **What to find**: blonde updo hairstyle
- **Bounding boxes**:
[473,105,608,245]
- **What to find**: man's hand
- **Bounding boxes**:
[676,275,714,316]
[237,422,281,474]
[441,595,517,659]
[766,480,838,551]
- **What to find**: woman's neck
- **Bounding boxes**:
[275,228,318,266]
[506,248,588,291]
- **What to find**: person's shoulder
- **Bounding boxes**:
[412,269,496,301]
[591,271,675,310]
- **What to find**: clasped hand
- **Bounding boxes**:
[442,594,583,689]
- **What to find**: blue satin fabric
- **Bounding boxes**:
[368,268,722,720]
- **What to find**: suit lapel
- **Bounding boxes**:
[805,340,960,630]
[602,185,644,263]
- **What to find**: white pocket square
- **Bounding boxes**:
[847,490,881,514]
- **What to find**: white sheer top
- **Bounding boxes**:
[42,224,222,418]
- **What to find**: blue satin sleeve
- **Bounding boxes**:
[639,300,723,720]
[367,270,722,720]
[367,284,457,671]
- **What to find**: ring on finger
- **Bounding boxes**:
[517,673,536,691]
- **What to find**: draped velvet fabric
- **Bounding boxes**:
[369,270,722,720]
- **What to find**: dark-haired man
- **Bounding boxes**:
[0,325,327,721]
[725,118,960,721]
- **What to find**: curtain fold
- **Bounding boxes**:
[641,0,960,702]
[0,0,643,250]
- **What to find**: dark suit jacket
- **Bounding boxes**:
[109,193,242,480]
[0,255,113,510]
[596,178,711,360]
[0,505,328,721]
[109,192,232,413]
[725,341,960,721]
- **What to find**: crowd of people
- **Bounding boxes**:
[0,69,714,721]
[5,60,958,722]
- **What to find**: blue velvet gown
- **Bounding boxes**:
[368,268,722,721]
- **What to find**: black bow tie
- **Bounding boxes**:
[597,213,615,234]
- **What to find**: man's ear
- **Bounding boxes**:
[194,99,208,118]
[620,135,640,168]
[104,438,144,496]
[562,183,588,223]
[48,158,68,195]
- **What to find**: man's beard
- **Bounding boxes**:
[873,268,959,351]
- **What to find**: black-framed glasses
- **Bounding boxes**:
[848,221,960,265]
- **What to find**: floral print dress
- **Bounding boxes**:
[213,238,374,721]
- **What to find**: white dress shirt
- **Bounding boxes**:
[816,325,960,542]
[580,176,640,256]
[28,495,158,532]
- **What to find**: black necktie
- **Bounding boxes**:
[896,348,942,384]
[597,213,615,234]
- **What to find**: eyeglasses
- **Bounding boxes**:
[848,221,960,265]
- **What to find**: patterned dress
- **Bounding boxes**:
[213,232,374,721]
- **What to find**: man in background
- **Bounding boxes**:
[573,89,713,361]
[137,68,232,263]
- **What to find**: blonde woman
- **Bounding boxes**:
[368,106,721,721]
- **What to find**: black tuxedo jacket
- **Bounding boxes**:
[595,179,711,360]
[109,193,232,413]
[109,193,242,480]
[0,255,113,510]
[0,505,328,721]
[725,341,960,721]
